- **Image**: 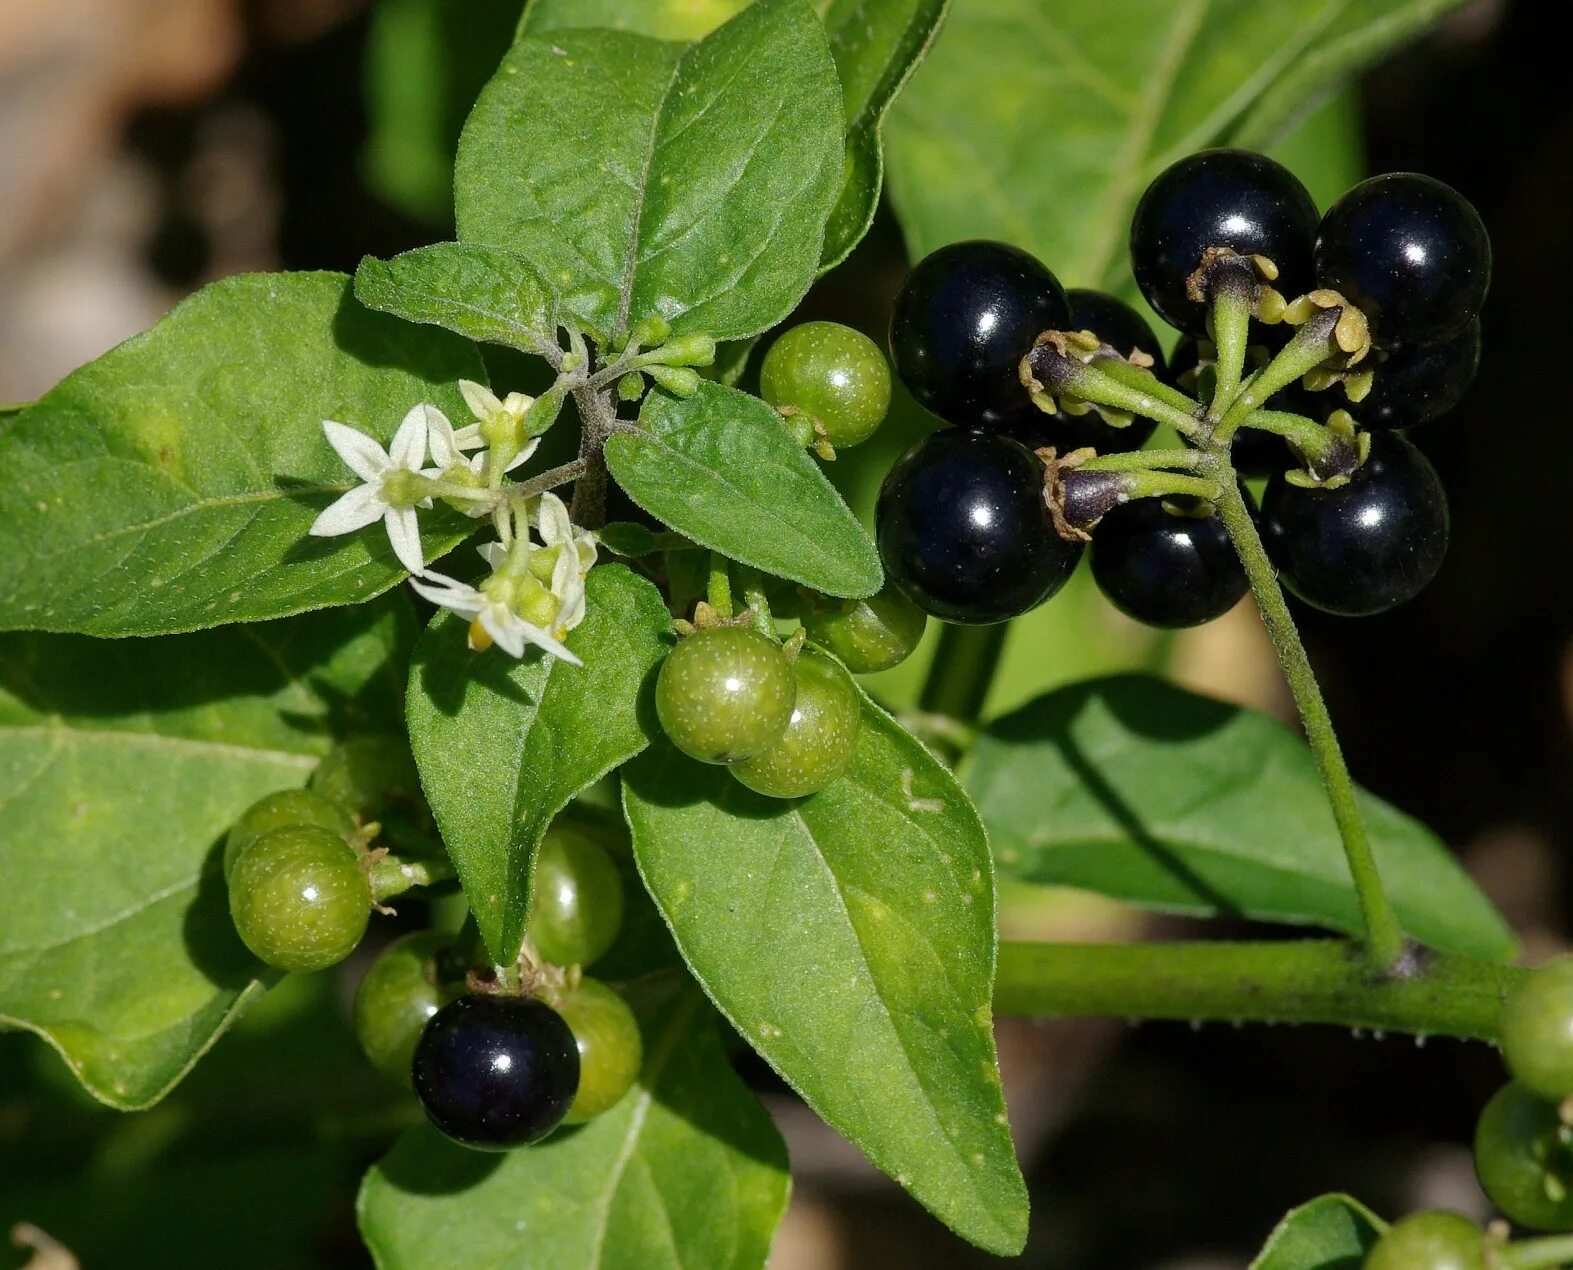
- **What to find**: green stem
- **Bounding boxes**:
[1079,447,1207,474]
[1237,407,1340,456]
[1206,269,1254,411]
[919,624,1006,724]
[736,564,773,638]
[368,853,458,904]
[994,939,1521,1041]
[1213,308,1341,443]
[1210,473,1407,969]
[1092,357,1205,419]
[1121,470,1221,502]
[706,552,734,618]
[1503,1234,1573,1269]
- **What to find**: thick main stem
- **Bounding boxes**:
[1210,473,1407,969]
[994,940,1520,1040]
[919,624,1006,724]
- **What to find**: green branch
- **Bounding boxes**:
[994,939,1522,1041]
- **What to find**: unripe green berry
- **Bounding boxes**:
[528,824,625,969]
[1364,1212,1484,1270]
[760,321,891,449]
[1473,1081,1573,1230]
[555,978,642,1124]
[802,585,927,674]
[731,649,861,799]
[354,931,453,1084]
[655,627,795,764]
[309,736,421,821]
[1501,956,1573,1101]
[224,787,355,879]
[228,825,370,973]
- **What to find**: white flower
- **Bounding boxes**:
[459,379,538,474]
[535,492,597,635]
[410,560,581,666]
[310,404,440,573]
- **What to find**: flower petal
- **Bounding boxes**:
[310,482,387,537]
[517,617,582,667]
[460,379,503,423]
[426,409,466,469]
[409,571,486,615]
[321,420,390,483]
[502,435,541,474]
[451,424,485,451]
[390,404,432,471]
[536,491,573,547]
[384,506,425,574]
[479,606,527,658]
[476,541,509,571]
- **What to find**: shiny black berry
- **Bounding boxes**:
[1091,496,1248,628]
[1003,289,1163,456]
[1314,172,1490,348]
[412,994,580,1150]
[1130,149,1318,334]
[1261,432,1449,616]
[876,430,1080,625]
[888,240,1070,429]
[1338,319,1480,429]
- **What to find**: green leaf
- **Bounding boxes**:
[455,0,844,344]
[605,381,880,597]
[1251,1193,1387,1270]
[964,675,1517,962]
[406,565,671,964]
[818,0,950,268]
[622,693,1028,1254]
[358,984,789,1270]
[0,272,486,638]
[0,597,414,1108]
[885,0,1473,285]
[355,244,557,354]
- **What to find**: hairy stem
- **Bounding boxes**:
[1205,267,1254,412]
[568,383,614,527]
[1210,470,1407,969]
[994,939,1521,1041]
[1079,447,1207,474]
[1503,1234,1573,1269]
[707,552,734,619]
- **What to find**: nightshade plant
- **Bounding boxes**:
[0,2,1568,1267]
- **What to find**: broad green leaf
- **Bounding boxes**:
[623,695,1028,1254]
[359,985,790,1270]
[818,0,951,268]
[355,244,556,354]
[0,272,485,638]
[455,0,844,344]
[964,675,1516,961]
[406,565,670,964]
[1252,1193,1387,1269]
[0,597,414,1108]
[606,381,881,597]
[885,0,1473,287]
[362,0,526,224]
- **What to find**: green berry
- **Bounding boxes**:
[802,585,927,674]
[309,736,421,820]
[224,787,355,879]
[528,824,625,969]
[354,931,453,1084]
[228,825,370,973]
[555,978,643,1124]
[1501,957,1573,1101]
[1473,1081,1573,1230]
[760,321,892,449]
[1364,1212,1484,1270]
[731,649,861,799]
[655,627,795,764]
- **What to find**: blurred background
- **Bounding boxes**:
[3,0,1570,1265]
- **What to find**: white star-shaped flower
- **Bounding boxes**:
[410,559,581,666]
[535,492,597,635]
[310,404,441,573]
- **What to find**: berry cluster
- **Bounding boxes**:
[875,148,1489,628]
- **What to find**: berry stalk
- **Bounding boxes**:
[1209,472,1408,970]
[993,939,1521,1040]
[1500,1233,1573,1269]
[918,624,1006,726]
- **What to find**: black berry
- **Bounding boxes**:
[1003,289,1163,456]
[888,240,1070,429]
[876,430,1080,625]
[1339,319,1480,429]
[412,994,580,1150]
[1130,149,1318,334]
[1261,432,1448,616]
[1314,172,1490,348]
[1091,496,1248,628]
